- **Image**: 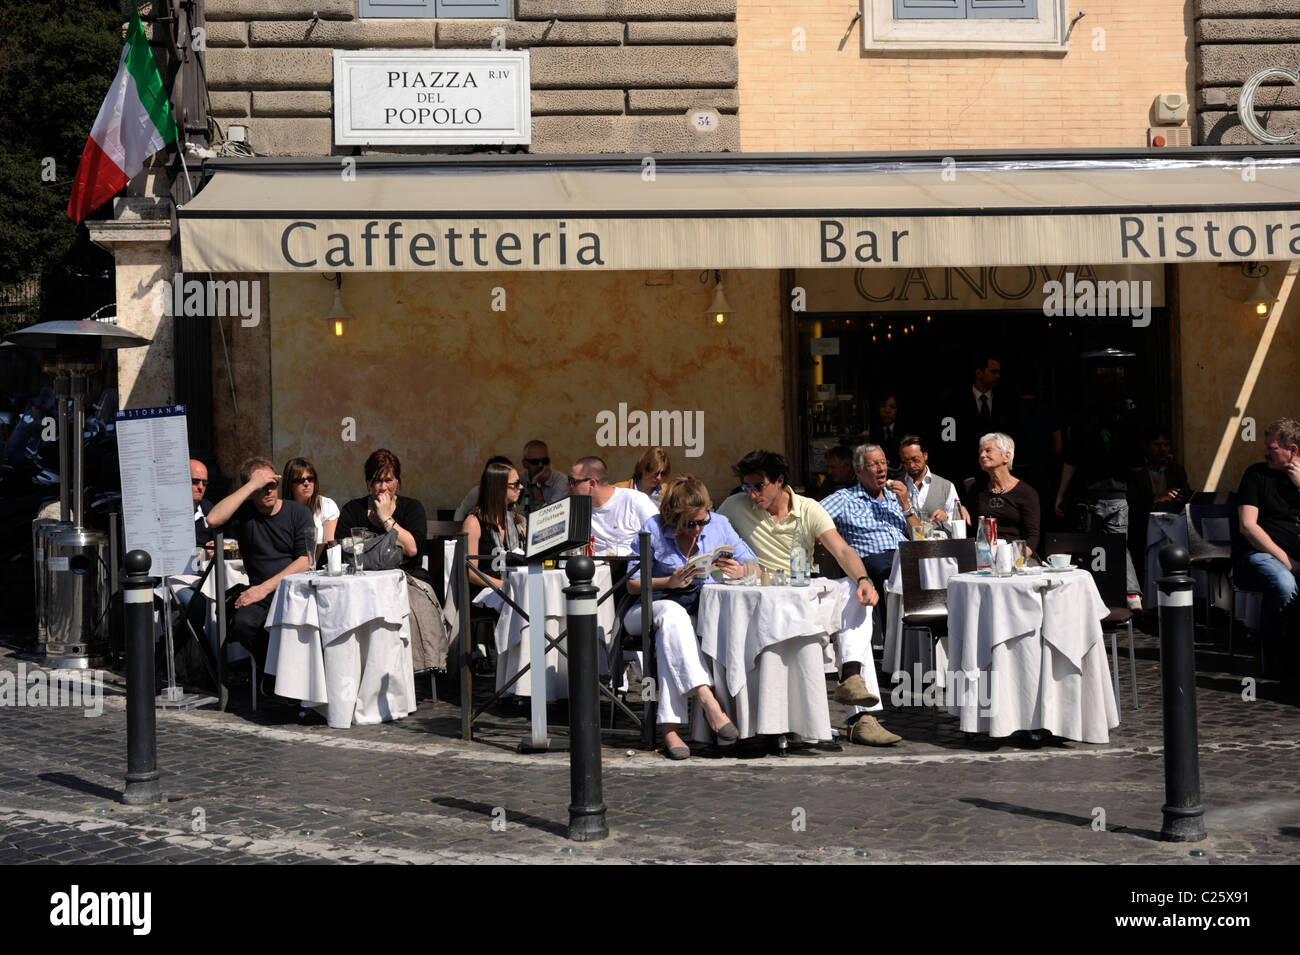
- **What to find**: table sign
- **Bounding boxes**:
[115,405,194,578]
[333,50,531,146]
[525,495,592,561]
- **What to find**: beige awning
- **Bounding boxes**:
[178,150,1300,272]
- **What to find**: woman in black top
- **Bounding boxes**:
[971,432,1041,555]
[462,460,525,593]
[334,448,427,575]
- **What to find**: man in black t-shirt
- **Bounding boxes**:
[1236,418,1300,677]
[206,456,315,673]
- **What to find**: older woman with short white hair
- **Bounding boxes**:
[970,431,1041,554]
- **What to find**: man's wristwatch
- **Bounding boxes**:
[902,506,916,518]
[856,575,870,585]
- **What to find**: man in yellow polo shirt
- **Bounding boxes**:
[719,450,901,746]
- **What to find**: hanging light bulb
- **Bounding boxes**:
[706,270,733,326]
[322,273,352,338]
[1243,263,1274,317]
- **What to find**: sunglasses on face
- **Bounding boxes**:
[567,475,595,487]
[261,482,278,493]
[191,478,207,486]
[682,518,711,529]
[507,480,525,489]
[741,480,771,494]
[523,456,550,466]
[293,477,315,486]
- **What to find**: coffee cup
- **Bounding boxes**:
[1047,553,1071,569]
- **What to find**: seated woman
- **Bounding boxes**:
[625,475,755,760]
[970,432,1041,555]
[461,460,525,592]
[614,447,671,499]
[334,448,427,575]
[282,456,338,564]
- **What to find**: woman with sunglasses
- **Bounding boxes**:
[462,460,526,592]
[281,457,338,563]
[334,448,426,574]
[614,447,672,499]
[626,475,755,759]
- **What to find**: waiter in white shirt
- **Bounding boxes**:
[898,436,969,524]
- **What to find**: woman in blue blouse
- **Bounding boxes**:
[627,475,757,759]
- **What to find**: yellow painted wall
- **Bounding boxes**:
[738,1,1193,151]
[1177,262,1299,494]
[268,269,785,513]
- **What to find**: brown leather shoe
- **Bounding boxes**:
[847,715,901,746]
[833,673,880,707]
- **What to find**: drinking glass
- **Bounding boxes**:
[351,540,364,575]
[1011,540,1027,570]
[351,526,369,541]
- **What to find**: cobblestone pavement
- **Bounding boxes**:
[1,628,1297,866]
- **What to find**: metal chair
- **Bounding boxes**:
[1042,531,1138,712]
[896,539,977,679]
[1186,499,1236,635]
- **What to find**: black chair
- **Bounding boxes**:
[813,541,846,580]
[1186,499,1236,634]
[897,539,977,684]
[1041,531,1138,712]
[425,519,463,605]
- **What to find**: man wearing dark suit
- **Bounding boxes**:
[936,354,1005,484]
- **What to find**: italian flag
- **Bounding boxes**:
[67,5,178,224]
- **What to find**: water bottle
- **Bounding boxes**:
[975,517,993,573]
[950,497,966,539]
[790,517,810,586]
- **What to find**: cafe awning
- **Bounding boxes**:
[177,148,1300,273]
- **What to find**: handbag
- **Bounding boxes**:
[357,529,403,570]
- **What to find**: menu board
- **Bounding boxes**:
[524,495,592,562]
[115,406,195,578]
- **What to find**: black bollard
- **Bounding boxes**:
[564,556,608,841]
[1156,544,1206,842]
[122,550,161,805]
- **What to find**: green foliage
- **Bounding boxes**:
[0,1,133,322]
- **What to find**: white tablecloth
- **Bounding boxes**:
[945,569,1119,742]
[265,569,417,728]
[694,578,850,741]
[882,549,960,681]
[478,564,615,701]
[157,558,251,663]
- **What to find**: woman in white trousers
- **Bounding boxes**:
[626,476,756,759]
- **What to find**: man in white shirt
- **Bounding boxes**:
[898,435,969,525]
[567,456,658,555]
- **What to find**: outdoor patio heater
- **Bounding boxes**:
[5,319,150,668]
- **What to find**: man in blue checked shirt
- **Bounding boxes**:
[822,443,925,605]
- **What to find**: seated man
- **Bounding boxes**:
[191,458,214,551]
[719,449,900,746]
[205,457,315,678]
[1127,426,1192,568]
[898,435,969,525]
[814,445,857,501]
[1235,418,1300,681]
[520,439,568,512]
[567,455,658,555]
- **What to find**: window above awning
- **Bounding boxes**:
[177,148,1300,273]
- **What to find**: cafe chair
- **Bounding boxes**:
[1041,531,1138,712]
[813,541,846,580]
[897,539,976,681]
[424,519,463,605]
[1185,500,1236,636]
[1226,574,1267,675]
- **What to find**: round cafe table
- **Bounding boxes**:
[945,569,1119,743]
[265,569,417,728]
[694,577,868,742]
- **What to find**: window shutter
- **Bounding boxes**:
[966,0,1037,17]
[435,0,511,15]
[894,0,965,18]
[360,0,434,16]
